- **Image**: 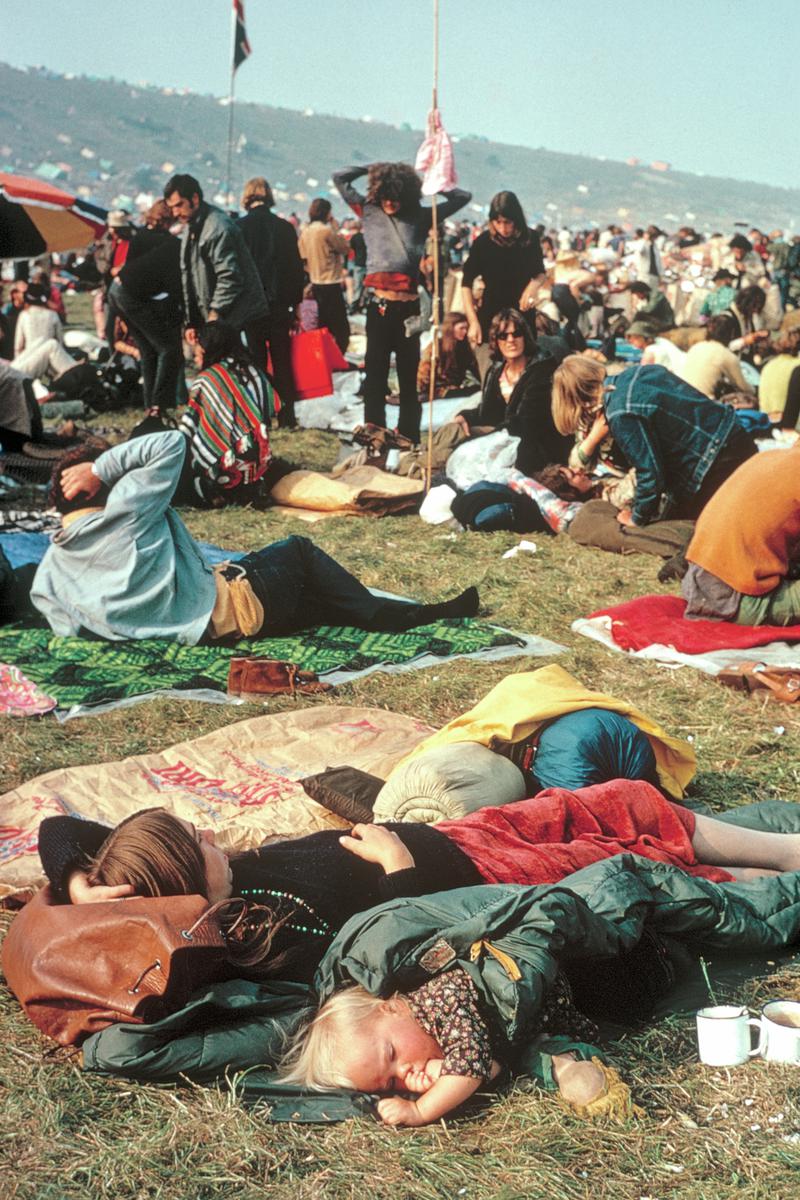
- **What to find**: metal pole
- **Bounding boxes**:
[224,3,237,209]
[425,0,440,492]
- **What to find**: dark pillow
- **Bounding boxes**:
[300,766,385,825]
[451,481,554,535]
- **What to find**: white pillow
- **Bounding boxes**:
[445,429,521,490]
[419,483,457,525]
[374,742,526,824]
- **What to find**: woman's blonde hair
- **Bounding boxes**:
[241,176,275,210]
[88,807,283,977]
[279,985,385,1090]
[551,354,607,435]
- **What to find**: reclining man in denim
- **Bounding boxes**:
[31,430,478,643]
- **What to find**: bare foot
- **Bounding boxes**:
[552,1054,606,1107]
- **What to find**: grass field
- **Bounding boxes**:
[2,295,799,1200]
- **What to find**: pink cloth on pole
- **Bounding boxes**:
[415,108,458,197]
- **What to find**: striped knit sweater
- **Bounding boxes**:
[180,359,274,494]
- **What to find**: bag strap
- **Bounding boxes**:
[182,896,246,941]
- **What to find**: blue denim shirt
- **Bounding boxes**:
[604,364,737,525]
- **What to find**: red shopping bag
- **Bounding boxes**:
[290,329,350,400]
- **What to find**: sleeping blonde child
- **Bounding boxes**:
[280,964,609,1127]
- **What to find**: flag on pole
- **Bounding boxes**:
[415,108,457,196]
[233,0,251,71]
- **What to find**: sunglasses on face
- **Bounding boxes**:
[497,329,524,341]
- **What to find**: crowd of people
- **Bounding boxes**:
[2,157,800,1128]
[1,173,796,532]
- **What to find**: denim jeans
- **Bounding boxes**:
[237,535,424,634]
[350,266,366,311]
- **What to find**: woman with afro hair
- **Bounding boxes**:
[334,161,470,442]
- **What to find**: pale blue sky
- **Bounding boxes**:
[4,0,799,190]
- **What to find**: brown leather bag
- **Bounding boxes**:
[1,887,229,1045]
[227,656,334,698]
[717,661,800,704]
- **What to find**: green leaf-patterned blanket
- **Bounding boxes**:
[0,618,560,716]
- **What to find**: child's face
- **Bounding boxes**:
[342,999,442,1094]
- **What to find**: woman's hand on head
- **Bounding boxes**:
[60,462,102,503]
[519,279,541,311]
[339,824,415,874]
[579,411,609,458]
[68,869,135,905]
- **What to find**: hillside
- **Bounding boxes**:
[1,62,797,230]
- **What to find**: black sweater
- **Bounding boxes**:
[238,207,304,311]
[118,230,181,306]
[461,231,546,336]
[458,356,573,475]
[38,816,481,983]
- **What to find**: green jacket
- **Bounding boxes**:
[81,801,800,1121]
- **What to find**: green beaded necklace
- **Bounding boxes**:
[239,886,332,940]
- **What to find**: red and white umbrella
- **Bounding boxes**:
[0,172,107,259]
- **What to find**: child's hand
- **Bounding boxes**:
[403,1058,443,1094]
[376,1097,427,1127]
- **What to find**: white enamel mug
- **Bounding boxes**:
[696,1005,761,1066]
[757,1000,800,1065]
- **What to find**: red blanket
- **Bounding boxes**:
[588,594,800,654]
[438,779,733,885]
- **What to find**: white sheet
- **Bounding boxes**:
[296,371,479,436]
[572,614,800,676]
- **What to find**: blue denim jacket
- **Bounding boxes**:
[604,364,737,524]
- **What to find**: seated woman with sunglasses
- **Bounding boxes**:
[453,309,572,476]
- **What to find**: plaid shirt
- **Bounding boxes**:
[604,365,736,525]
